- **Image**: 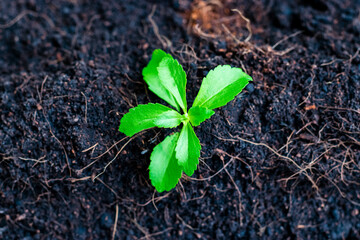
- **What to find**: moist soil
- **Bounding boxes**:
[1,0,360,239]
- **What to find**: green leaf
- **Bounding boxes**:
[142,49,180,111]
[149,133,182,192]
[193,65,252,110]
[188,106,215,127]
[119,103,182,137]
[175,122,201,176]
[157,56,187,113]
[153,111,186,128]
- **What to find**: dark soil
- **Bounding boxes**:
[1,0,360,239]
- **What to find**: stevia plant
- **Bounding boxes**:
[119,49,252,192]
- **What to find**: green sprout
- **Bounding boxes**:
[119,49,252,192]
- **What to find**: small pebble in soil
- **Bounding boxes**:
[246,83,255,93]
[351,209,359,216]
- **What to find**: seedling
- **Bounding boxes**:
[119,49,252,192]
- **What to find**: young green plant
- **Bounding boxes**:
[119,49,252,192]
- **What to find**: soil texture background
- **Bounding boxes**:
[1,0,360,239]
